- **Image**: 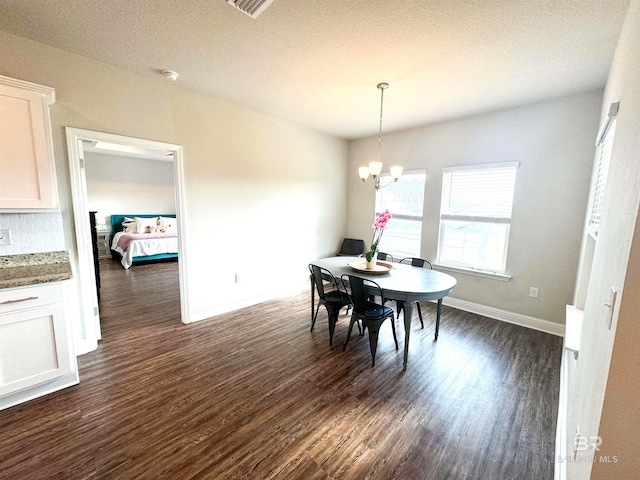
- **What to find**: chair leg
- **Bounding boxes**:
[328,317,336,347]
[389,315,399,350]
[354,318,362,336]
[417,302,424,329]
[396,300,404,319]
[311,303,321,332]
[366,323,380,367]
[343,315,358,351]
[326,304,342,347]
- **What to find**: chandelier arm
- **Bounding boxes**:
[360,175,399,190]
[362,176,379,189]
[378,176,399,190]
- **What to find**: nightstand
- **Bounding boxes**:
[96,230,111,259]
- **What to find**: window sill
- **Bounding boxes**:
[432,263,512,282]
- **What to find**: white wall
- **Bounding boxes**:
[565,0,640,478]
[348,91,601,326]
[84,152,176,223]
[0,30,348,346]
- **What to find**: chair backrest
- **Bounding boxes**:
[341,274,383,315]
[337,238,365,256]
[399,257,432,269]
[309,264,339,300]
[377,251,394,262]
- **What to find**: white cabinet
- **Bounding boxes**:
[0,75,58,210]
[0,282,78,410]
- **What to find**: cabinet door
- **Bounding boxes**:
[0,82,58,209]
[0,304,73,397]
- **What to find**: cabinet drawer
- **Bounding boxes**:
[0,283,64,315]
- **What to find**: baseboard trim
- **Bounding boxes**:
[442,297,564,337]
[190,285,564,337]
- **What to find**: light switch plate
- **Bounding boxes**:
[0,229,11,245]
[605,286,617,329]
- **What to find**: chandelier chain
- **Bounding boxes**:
[378,85,385,163]
[358,82,401,190]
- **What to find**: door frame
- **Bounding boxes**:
[66,127,190,354]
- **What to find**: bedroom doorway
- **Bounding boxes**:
[66,128,190,355]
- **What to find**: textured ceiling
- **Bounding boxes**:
[0,0,630,139]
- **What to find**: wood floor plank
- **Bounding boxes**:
[0,259,562,479]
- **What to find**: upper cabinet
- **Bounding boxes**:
[0,75,58,211]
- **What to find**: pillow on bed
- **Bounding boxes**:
[122,218,138,233]
[135,216,160,233]
[159,216,178,233]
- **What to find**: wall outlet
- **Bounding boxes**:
[529,286,539,298]
[0,229,11,245]
[235,273,242,283]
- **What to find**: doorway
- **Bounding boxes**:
[66,128,190,355]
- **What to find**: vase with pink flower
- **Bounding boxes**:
[365,209,392,269]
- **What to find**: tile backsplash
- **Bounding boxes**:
[0,212,65,255]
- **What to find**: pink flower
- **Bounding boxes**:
[366,209,393,261]
[373,209,391,230]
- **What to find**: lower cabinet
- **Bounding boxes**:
[0,282,78,410]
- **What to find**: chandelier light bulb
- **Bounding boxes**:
[368,161,383,176]
[390,165,403,179]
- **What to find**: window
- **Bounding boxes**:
[588,102,619,239]
[437,162,518,273]
[375,170,426,258]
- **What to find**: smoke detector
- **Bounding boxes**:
[227,0,275,19]
[161,70,179,81]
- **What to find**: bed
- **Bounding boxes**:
[110,214,179,269]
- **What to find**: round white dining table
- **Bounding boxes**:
[310,256,457,370]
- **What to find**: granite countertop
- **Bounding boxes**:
[0,251,73,289]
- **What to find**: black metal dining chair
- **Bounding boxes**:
[377,251,394,262]
[341,274,398,367]
[396,257,433,328]
[336,238,365,256]
[309,264,352,347]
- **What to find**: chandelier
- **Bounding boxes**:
[358,82,403,190]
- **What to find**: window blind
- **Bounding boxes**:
[441,162,518,220]
[437,162,518,273]
[375,170,426,258]
[588,107,618,239]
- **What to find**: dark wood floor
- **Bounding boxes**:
[0,259,562,479]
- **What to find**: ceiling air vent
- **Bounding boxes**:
[226,0,275,19]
